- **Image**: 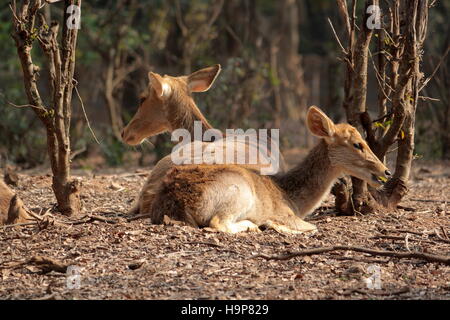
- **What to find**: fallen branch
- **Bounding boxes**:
[251,245,450,265]
[434,229,450,244]
[127,214,152,222]
[371,235,436,245]
[409,199,448,203]
[67,214,119,225]
[119,173,149,178]
[187,241,224,249]
[35,293,58,300]
[28,255,68,273]
[332,256,390,264]
[2,256,69,273]
[1,221,39,229]
[5,210,120,227]
[88,215,118,224]
[341,286,410,296]
[1,208,55,229]
[385,229,424,236]
[440,226,449,240]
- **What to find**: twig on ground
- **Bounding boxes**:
[187,241,224,249]
[35,293,58,300]
[415,210,433,215]
[410,199,448,203]
[68,214,119,225]
[127,214,152,222]
[397,205,416,212]
[88,215,119,224]
[331,256,390,264]
[371,234,435,245]
[251,245,450,265]
[28,255,68,273]
[384,228,450,245]
[341,286,410,296]
[2,256,69,273]
[385,229,425,236]
[405,234,411,252]
[119,173,149,178]
[440,226,449,240]
[434,229,450,244]
[1,222,39,229]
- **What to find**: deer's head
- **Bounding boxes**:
[307,106,391,188]
[121,65,221,146]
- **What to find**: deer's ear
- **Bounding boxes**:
[148,72,172,98]
[307,106,336,138]
[187,64,221,93]
[7,194,25,224]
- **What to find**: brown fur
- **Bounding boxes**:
[146,106,390,234]
[0,180,30,225]
[150,165,221,226]
[164,77,213,135]
[124,65,286,215]
[151,165,303,230]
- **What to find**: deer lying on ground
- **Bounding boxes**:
[147,106,391,234]
[0,180,30,225]
[122,65,284,215]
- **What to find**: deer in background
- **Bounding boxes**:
[0,180,30,225]
[122,65,221,145]
[121,65,285,215]
[148,106,391,234]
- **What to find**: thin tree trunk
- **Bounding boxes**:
[11,0,82,216]
[333,0,429,214]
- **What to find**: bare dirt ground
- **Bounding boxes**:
[1,160,449,300]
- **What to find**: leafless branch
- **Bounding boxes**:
[7,101,47,112]
[419,45,450,91]
[73,81,100,145]
[327,18,348,55]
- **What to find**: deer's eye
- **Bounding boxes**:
[353,143,363,150]
[139,97,146,105]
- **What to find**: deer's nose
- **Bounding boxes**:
[385,170,392,176]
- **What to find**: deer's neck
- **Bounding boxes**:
[167,95,213,139]
[275,140,340,218]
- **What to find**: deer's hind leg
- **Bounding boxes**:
[210,215,261,234]
[262,210,317,235]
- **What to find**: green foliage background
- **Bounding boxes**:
[0,0,448,168]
